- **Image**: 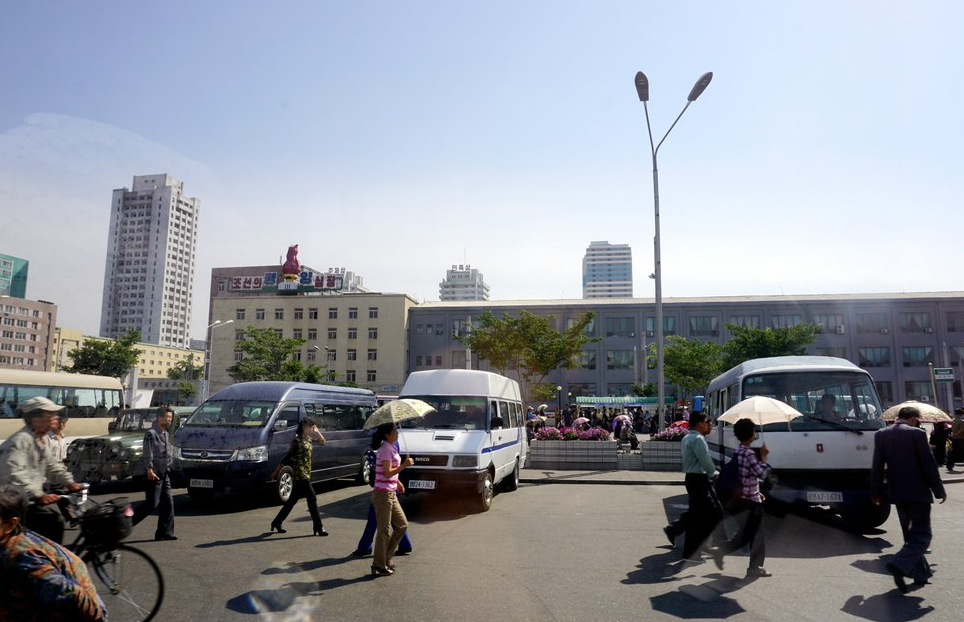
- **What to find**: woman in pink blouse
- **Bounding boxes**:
[370,423,413,577]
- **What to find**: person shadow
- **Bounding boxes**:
[225,577,371,614]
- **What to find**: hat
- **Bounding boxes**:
[19,396,65,415]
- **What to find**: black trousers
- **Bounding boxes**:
[272,479,323,529]
[946,439,964,469]
[890,502,933,582]
[132,472,175,538]
[718,499,766,570]
[682,473,723,561]
[25,503,66,544]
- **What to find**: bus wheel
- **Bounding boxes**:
[838,502,891,530]
[476,472,494,512]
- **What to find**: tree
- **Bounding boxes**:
[458,310,598,403]
[167,353,203,381]
[721,323,819,370]
[176,381,197,404]
[67,330,142,379]
[660,336,724,400]
[226,326,312,382]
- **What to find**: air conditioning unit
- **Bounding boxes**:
[646,331,654,337]
[629,332,635,337]
[924,327,933,333]
[879,328,889,335]
[920,395,931,402]
[835,325,846,334]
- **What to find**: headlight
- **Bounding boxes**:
[234,445,269,462]
[452,455,478,468]
[172,446,182,459]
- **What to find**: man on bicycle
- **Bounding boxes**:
[0,484,107,621]
[0,397,85,543]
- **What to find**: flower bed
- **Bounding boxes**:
[528,427,617,470]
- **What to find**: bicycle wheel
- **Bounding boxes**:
[86,544,165,622]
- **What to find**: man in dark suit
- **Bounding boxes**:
[871,405,946,593]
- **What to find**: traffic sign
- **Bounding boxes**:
[933,367,955,383]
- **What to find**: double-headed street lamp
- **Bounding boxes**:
[634,70,712,430]
[201,319,234,402]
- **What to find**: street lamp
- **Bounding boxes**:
[556,385,563,414]
[201,319,234,402]
[634,70,713,431]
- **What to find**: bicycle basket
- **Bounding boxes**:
[80,500,133,544]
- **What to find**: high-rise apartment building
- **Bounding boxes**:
[439,264,490,301]
[100,174,199,348]
[0,253,29,298]
[582,241,633,298]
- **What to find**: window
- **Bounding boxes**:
[327,350,336,362]
[415,356,422,366]
[294,308,303,320]
[234,350,243,361]
[274,308,284,320]
[876,381,894,404]
[950,346,964,367]
[255,308,265,320]
[578,350,597,370]
[436,324,443,336]
[348,307,358,319]
[904,381,933,402]
[606,350,634,370]
[452,350,466,368]
[605,317,636,338]
[368,328,378,339]
[645,316,676,335]
[369,307,378,319]
[236,309,245,320]
[346,370,356,382]
[728,315,760,329]
[307,329,317,340]
[274,329,283,338]
[899,312,932,333]
[566,316,596,336]
[293,351,302,361]
[607,383,633,396]
[348,328,357,340]
[416,324,423,334]
[814,347,846,358]
[568,383,597,398]
[328,328,337,339]
[308,308,318,320]
[856,312,888,333]
[328,308,337,319]
[293,329,302,339]
[347,349,357,361]
[367,349,377,361]
[688,316,719,336]
[901,346,933,367]
[435,355,442,366]
[948,312,964,332]
[770,314,802,328]
[235,330,244,341]
[306,349,317,362]
[367,370,377,382]
[812,314,844,333]
[858,347,890,367]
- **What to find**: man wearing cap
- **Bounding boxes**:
[0,397,85,543]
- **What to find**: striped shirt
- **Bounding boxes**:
[373,441,400,492]
[735,444,771,503]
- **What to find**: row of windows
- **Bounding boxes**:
[0,356,35,366]
[2,305,40,317]
[1,331,37,341]
[236,307,379,321]
[237,328,378,340]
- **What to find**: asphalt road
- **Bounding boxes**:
[80,479,964,622]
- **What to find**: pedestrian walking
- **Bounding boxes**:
[930,421,948,467]
[269,417,328,536]
[351,442,413,558]
[370,422,413,577]
[663,412,722,564]
[131,406,177,541]
[871,405,947,593]
[945,408,964,472]
[711,418,772,579]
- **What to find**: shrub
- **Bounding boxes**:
[650,426,687,442]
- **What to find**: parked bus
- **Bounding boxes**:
[0,369,124,419]
[705,356,889,529]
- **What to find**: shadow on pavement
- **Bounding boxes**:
[841,593,934,621]
[226,577,372,614]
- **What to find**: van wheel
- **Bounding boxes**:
[188,487,215,504]
[503,459,519,492]
[356,454,372,486]
[838,501,891,530]
[276,467,294,504]
[477,472,494,512]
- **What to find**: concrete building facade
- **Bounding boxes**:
[0,298,56,371]
[582,241,633,298]
[439,264,490,301]
[408,292,964,410]
[0,253,29,298]
[100,174,199,349]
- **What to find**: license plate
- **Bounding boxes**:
[190,478,214,489]
[408,480,436,490]
[807,491,843,503]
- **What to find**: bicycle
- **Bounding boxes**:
[62,487,165,622]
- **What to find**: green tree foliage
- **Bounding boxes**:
[226,326,312,382]
[721,323,819,370]
[167,353,203,380]
[661,336,724,399]
[458,310,599,403]
[632,382,657,397]
[67,330,142,379]
[176,381,197,404]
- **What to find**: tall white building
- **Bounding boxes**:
[100,174,199,348]
[439,264,490,301]
[582,240,633,298]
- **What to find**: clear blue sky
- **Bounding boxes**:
[2,1,962,339]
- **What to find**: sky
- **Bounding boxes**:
[2,1,963,341]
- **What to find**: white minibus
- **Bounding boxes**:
[397,369,526,512]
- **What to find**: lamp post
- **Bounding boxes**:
[201,319,234,402]
[635,70,712,431]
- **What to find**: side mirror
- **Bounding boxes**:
[273,420,288,432]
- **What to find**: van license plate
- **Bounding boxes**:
[190,479,214,489]
[807,491,843,503]
[408,480,436,490]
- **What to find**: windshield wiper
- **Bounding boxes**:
[807,415,863,435]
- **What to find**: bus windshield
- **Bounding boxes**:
[400,396,487,430]
[742,371,884,432]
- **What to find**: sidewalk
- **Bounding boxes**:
[520,466,964,487]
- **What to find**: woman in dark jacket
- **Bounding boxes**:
[269,417,328,536]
